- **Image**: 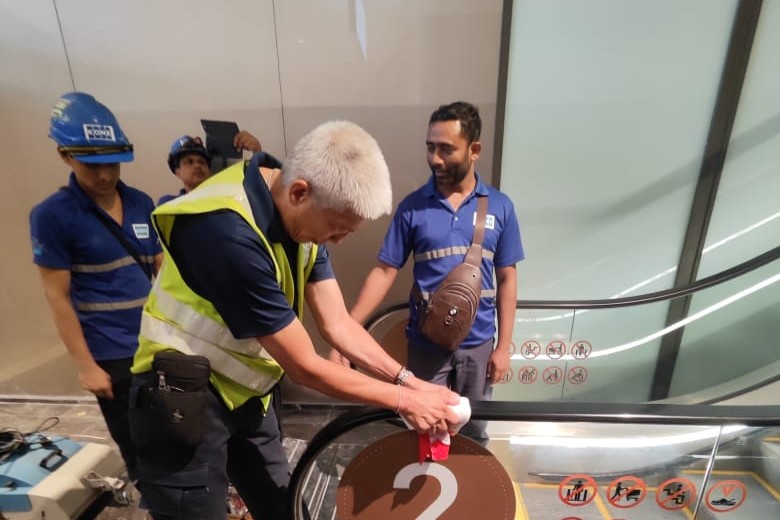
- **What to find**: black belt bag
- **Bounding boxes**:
[130,351,211,454]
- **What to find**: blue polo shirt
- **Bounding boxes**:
[30,173,162,360]
[379,173,524,347]
[167,152,335,339]
[157,188,186,206]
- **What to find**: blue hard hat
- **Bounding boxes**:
[49,92,134,163]
[167,135,210,173]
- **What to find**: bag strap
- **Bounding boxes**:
[463,196,488,267]
[60,187,153,281]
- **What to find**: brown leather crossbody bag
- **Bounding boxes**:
[417,196,488,351]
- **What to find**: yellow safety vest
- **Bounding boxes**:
[132,161,318,410]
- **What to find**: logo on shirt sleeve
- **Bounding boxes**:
[132,223,150,239]
[31,237,44,256]
[473,212,496,230]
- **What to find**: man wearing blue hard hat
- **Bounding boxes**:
[159,130,261,205]
[29,92,164,479]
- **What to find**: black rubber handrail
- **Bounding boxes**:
[365,245,780,330]
[289,401,780,517]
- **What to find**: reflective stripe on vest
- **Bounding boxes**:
[139,161,317,396]
[141,313,278,395]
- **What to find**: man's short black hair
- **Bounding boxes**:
[428,101,482,143]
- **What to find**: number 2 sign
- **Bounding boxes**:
[337,431,516,519]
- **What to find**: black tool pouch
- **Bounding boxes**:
[130,351,211,455]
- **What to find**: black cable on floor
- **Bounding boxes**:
[0,416,60,463]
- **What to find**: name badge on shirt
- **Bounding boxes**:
[473,212,496,230]
[132,223,150,239]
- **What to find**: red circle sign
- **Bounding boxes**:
[517,366,538,384]
[558,474,597,506]
[705,479,747,512]
[543,366,562,385]
[520,341,541,359]
[567,366,588,385]
[571,340,592,359]
[606,475,646,508]
[546,341,566,359]
[655,477,696,510]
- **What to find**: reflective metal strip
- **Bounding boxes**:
[141,314,278,395]
[75,296,148,312]
[154,289,263,356]
[418,289,496,301]
[414,247,494,262]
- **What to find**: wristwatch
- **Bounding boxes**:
[394,367,413,386]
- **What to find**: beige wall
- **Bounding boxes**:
[0,0,503,399]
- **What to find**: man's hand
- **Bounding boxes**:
[399,386,461,436]
[487,346,511,384]
[233,130,262,153]
[328,348,351,368]
[79,364,114,399]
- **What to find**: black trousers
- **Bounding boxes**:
[130,372,292,520]
[95,357,137,479]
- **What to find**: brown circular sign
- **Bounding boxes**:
[337,431,515,519]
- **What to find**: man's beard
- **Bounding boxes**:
[432,159,471,187]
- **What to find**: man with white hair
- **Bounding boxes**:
[129,121,462,520]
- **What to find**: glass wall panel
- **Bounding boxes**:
[499,0,737,304]
[671,262,780,398]
[700,0,780,277]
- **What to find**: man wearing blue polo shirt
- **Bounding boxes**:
[29,92,163,478]
[342,101,524,446]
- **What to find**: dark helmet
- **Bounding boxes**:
[49,92,133,163]
[167,135,211,173]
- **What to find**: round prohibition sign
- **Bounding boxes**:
[656,477,696,510]
[546,340,566,359]
[571,340,592,359]
[705,479,747,513]
[543,366,562,385]
[497,367,513,384]
[520,340,541,359]
[567,366,588,385]
[606,475,647,508]
[559,474,597,506]
[517,365,538,384]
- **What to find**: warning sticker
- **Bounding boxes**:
[497,367,513,384]
[606,475,646,508]
[571,340,592,359]
[543,366,562,385]
[705,479,747,513]
[520,340,541,359]
[656,477,696,510]
[517,366,538,384]
[567,366,588,385]
[546,341,566,359]
[559,474,597,507]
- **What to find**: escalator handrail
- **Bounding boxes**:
[289,401,780,516]
[364,245,780,331]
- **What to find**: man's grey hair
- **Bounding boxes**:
[283,121,392,220]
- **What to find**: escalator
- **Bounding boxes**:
[288,247,780,519]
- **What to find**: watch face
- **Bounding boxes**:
[337,431,516,520]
